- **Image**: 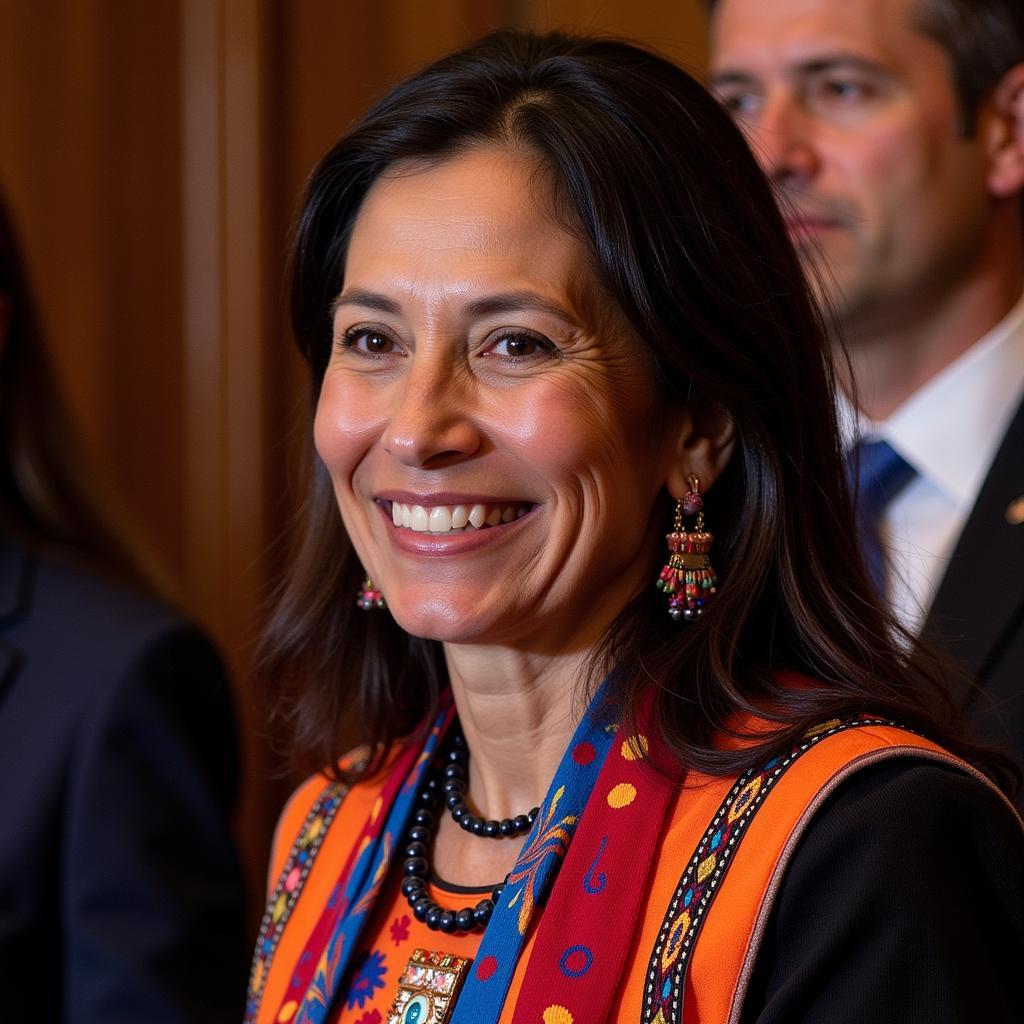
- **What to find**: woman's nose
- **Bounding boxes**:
[383,356,482,469]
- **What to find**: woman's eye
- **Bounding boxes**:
[487,332,554,360]
[342,328,397,356]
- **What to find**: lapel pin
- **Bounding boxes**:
[1006,496,1024,526]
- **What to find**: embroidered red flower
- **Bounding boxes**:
[356,1011,382,1024]
[389,913,411,945]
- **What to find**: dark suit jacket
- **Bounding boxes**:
[0,539,249,1021]
[921,394,1024,805]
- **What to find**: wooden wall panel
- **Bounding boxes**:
[0,0,186,579]
[516,0,708,72]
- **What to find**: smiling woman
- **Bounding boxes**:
[249,29,1023,1024]
[316,146,679,650]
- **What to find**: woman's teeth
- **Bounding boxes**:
[390,502,530,533]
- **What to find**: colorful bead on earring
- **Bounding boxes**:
[656,474,717,621]
[356,576,386,611]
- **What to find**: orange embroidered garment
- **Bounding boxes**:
[250,722,1004,1024]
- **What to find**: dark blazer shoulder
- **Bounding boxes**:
[740,757,1024,1024]
[921,393,1024,768]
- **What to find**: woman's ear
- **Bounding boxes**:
[665,401,736,499]
[985,63,1024,197]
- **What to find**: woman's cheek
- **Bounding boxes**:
[313,373,384,481]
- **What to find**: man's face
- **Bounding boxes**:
[709,0,992,335]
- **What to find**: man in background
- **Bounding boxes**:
[708,0,1024,772]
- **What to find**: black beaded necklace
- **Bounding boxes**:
[400,730,537,934]
[442,730,539,838]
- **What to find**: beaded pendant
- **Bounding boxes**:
[656,477,718,621]
[387,948,473,1024]
[357,576,386,610]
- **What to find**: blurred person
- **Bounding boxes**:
[708,0,1024,778]
[0,190,248,1021]
[244,31,1022,1024]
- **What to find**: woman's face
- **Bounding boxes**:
[315,145,684,651]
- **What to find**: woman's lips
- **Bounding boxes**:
[389,499,531,533]
[374,498,537,554]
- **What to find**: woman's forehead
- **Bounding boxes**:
[342,146,607,320]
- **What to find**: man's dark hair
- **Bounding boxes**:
[912,0,1024,133]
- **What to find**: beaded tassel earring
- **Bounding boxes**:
[356,576,386,611]
[656,474,717,621]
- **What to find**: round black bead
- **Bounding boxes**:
[437,910,457,933]
[413,808,435,829]
[473,900,494,927]
[404,841,427,860]
[443,763,464,780]
[445,792,462,810]
[412,897,433,922]
[401,876,425,898]
[452,731,466,747]
[459,815,475,832]
[447,748,463,762]
[455,907,475,932]
[528,807,539,823]
[408,825,430,844]
[442,778,464,794]
[484,820,500,838]
[425,906,443,929]
[451,806,465,822]
[512,815,530,833]
[417,787,436,805]
[403,856,428,877]
[498,818,515,836]
[491,882,505,902]
[471,818,487,836]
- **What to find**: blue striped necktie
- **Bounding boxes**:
[848,439,916,597]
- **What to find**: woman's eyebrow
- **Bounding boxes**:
[332,289,579,325]
[463,291,578,324]
[331,289,402,318]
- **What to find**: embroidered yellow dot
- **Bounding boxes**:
[542,1006,574,1024]
[271,893,287,922]
[371,795,383,822]
[276,1001,298,1022]
[621,734,649,761]
[697,853,717,883]
[607,782,638,808]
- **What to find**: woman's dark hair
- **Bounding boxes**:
[0,191,149,588]
[263,29,1013,790]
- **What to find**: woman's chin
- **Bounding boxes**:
[383,592,522,646]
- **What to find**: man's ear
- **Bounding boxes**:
[985,63,1024,197]
[665,401,736,500]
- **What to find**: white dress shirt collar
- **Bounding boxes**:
[847,290,1024,511]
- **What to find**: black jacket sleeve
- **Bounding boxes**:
[740,760,1024,1024]
[61,623,249,1023]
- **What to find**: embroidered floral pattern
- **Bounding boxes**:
[506,785,577,935]
[389,914,411,946]
[346,949,388,1010]
[244,781,347,1023]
